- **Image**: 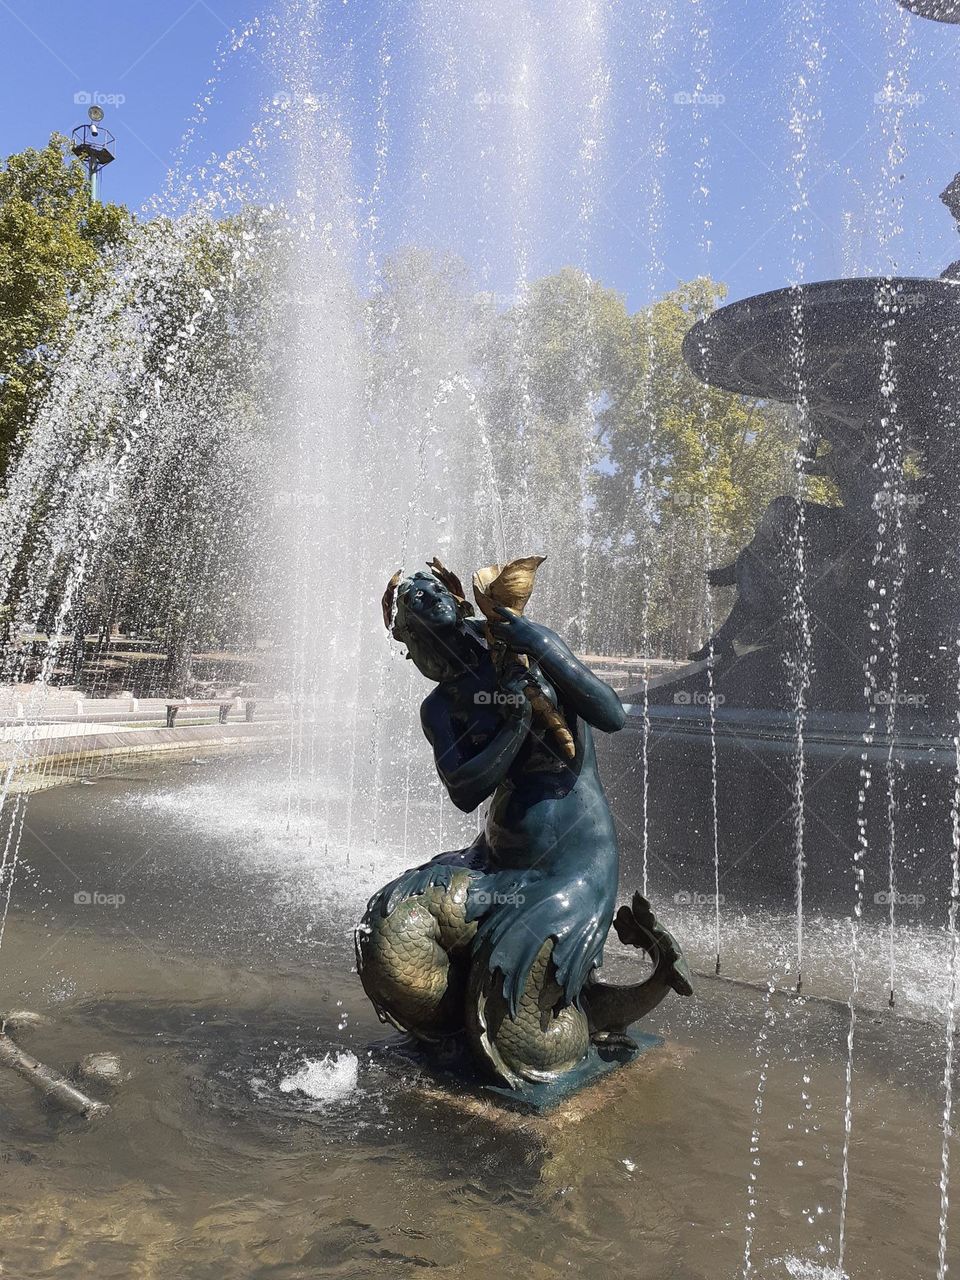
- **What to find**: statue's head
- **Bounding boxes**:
[382,560,479,681]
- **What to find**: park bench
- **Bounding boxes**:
[165,698,256,728]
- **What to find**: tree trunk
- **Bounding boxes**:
[165,628,194,698]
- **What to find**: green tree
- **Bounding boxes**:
[476,267,633,644]
[0,133,129,469]
[86,209,284,694]
[477,271,803,657]
[594,277,798,657]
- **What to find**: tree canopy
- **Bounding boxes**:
[0,133,129,469]
[0,135,814,684]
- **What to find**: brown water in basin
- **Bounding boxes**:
[0,757,955,1278]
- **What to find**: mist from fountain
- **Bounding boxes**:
[0,0,645,933]
[1,3,959,1271]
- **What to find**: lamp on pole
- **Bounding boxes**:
[71,105,115,203]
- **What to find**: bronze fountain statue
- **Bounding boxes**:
[356,556,691,1106]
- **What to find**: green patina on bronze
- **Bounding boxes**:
[357,557,692,1107]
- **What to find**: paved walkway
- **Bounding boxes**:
[0,685,293,792]
[0,686,290,731]
[0,721,123,742]
[0,657,680,778]
[579,656,686,693]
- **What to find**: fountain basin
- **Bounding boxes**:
[681,276,960,424]
[598,700,958,916]
[1,756,956,1278]
[896,0,960,19]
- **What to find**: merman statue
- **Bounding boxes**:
[356,555,692,1103]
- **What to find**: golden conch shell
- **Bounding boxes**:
[472,555,575,762]
[472,556,546,621]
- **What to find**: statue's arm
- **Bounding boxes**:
[487,610,625,734]
[421,688,531,813]
[537,633,625,732]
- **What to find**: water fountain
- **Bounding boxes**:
[602,0,960,926]
[2,3,960,1276]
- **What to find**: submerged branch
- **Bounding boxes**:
[0,1031,109,1118]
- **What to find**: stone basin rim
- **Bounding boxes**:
[896,0,960,21]
[682,274,960,404]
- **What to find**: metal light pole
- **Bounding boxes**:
[71,105,115,203]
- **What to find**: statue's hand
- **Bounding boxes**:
[488,607,551,659]
[380,862,458,917]
[497,668,534,723]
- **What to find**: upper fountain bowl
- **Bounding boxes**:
[896,0,960,21]
[682,276,960,421]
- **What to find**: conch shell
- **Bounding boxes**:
[472,556,546,621]
[472,556,576,761]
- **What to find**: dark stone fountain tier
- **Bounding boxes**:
[665,274,960,723]
[603,0,960,905]
[896,0,960,20]
[615,273,960,902]
[682,276,960,427]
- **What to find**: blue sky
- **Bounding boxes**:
[1,0,959,311]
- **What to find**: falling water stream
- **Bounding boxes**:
[1,3,960,1277]
[830,1,919,1250]
[684,0,724,980]
[636,4,670,904]
[874,2,915,1013]
[784,0,825,994]
[938,667,960,1279]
